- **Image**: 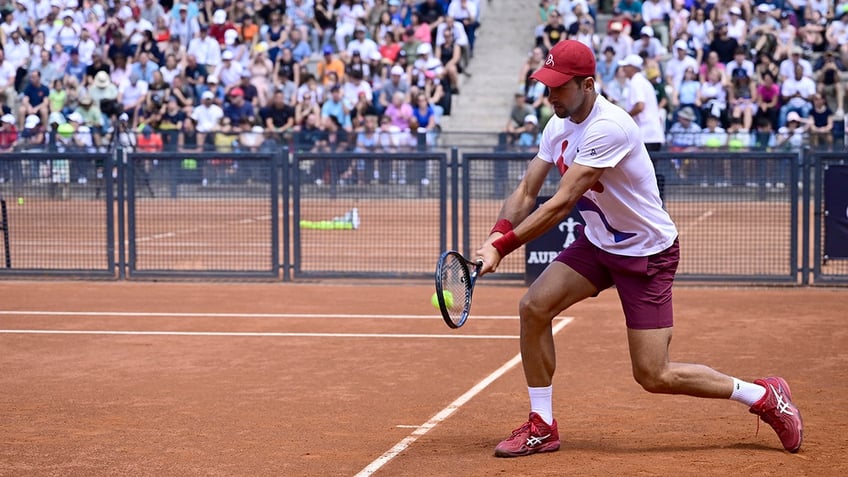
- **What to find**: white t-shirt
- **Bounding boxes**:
[625,72,666,144]
[537,95,677,256]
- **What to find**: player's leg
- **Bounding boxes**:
[494,232,612,458]
[519,261,599,388]
[614,240,802,452]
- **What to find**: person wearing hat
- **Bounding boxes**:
[474,39,804,459]
[663,39,698,93]
[517,113,540,148]
[598,20,632,62]
[776,110,807,151]
[412,42,444,88]
[191,90,224,151]
[214,50,243,89]
[667,106,702,151]
[632,25,667,63]
[725,6,748,44]
[729,65,757,132]
[74,95,105,147]
[618,53,666,152]
[19,114,46,151]
[778,45,813,82]
[209,9,236,46]
[187,22,222,70]
[378,65,410,113]
[222,87,256,126]
[317,45,346,87]
[0,113,18,154]
[89,70,121,120]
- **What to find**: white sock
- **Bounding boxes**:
[729,378,767,407]
[528,385,553,425]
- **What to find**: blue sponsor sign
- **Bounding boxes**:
[824,165,848,259]
[524,196,585,285]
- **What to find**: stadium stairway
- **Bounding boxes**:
[438,0,540,139]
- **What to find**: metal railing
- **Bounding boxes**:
[0,148,845,285]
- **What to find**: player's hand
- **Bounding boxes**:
[474,243,502,276]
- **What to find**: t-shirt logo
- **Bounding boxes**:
[555,139,605,193]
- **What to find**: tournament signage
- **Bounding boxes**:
[525,196,585,284]
[824,165,848,259]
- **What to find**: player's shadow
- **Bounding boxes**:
[560,440,781,454]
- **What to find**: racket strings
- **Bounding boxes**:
[441,255,470,324]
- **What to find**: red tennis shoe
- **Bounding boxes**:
[749,376,803,453]
[494,412,560,458]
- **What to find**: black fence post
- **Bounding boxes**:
[117,148,126,280]
[1,197,10,268]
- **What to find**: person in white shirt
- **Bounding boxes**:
[215,51,244,89]
[725,6,747,45]
[118,73,149,126]
[3,30,30,74]
[76,28,97,65]
[778,63,816,127]
[474,40,803,459]
[188,25,222,69]
[618,54,665,149]
[191,91,224,148]
[641,0,670,47]
[170,4,200,48]
[434,16,470,50]
[664,40,699,92]
[631,26,667,62]
[346,25,379,60]
[446,0,478,54]
[778,46,813,82]
[598,21,631,62]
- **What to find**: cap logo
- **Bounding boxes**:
[545,54,555,67]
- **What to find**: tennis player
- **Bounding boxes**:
[475,40,802,458]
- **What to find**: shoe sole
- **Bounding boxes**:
[493,441,560,458]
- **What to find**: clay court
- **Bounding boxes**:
[1,281,846,476]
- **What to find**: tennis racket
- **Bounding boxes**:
[434,250,483,329]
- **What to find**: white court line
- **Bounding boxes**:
[0,330,518,339]
[354,317,575,477]
[0,311,528,321]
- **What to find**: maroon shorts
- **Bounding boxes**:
[555,230,679,330]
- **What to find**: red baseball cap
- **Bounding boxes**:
[530,40,596,88]
[230,87,244,97]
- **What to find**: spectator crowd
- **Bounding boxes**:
[506,0,848,152]
[0,0,483,176]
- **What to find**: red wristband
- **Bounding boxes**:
[492,230,522,257]
[489,218,514,235]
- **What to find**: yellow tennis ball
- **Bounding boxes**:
[432,291,454,309]
[17,197,24,205]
